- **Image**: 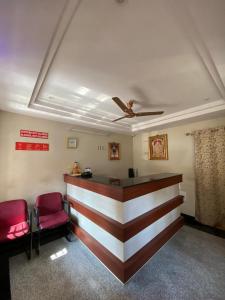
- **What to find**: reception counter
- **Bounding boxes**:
[64,173,184,283]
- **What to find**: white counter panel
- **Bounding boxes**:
[68,184,124,222]
[67,183,179,224]
[71,207,180,262]
[124,207,180,260]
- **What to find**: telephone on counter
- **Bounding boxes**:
[81,167,92,178]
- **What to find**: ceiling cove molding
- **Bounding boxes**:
[131,100,225,132]
[28,0,82,107]
[30,102,132,135]
[169,0,225,100]
[70,128,111,137]
[35,98,131,130]
[32,100,131,130]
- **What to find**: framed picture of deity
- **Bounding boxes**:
[149,134,168,160]
[108,142,120,160]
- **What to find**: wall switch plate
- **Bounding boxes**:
[97,145,105,150]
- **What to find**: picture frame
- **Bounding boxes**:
[149,134,168,160]
[67,137,77,149]
[108,142,120,160]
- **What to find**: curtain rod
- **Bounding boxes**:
[185,133,194,136]
[186,126,225,136]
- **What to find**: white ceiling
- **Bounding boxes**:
[1,0,225,134]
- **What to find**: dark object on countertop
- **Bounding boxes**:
[81,171,92,178]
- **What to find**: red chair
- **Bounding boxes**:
[34,192,71,254]
[0,199,32,259]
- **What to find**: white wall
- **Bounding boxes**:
[1,110,225,216]
[0,111,133,204]
[133,116,225,216]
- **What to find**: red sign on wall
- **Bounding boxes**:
[20,130,48,139]
[15,142,49,151]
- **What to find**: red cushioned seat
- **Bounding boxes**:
[36,192,64,216]
[0,199,31,259]
[39,210,69,230]
[0,221,29,242]
[35,192,71,254]
[0,199,30,243]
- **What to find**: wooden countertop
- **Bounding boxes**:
[64,173,182,202]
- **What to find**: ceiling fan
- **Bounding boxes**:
[111,97,164,122]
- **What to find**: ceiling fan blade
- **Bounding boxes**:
[112,115,129,122]
[131,86,149,106]
[132,86,175,108]
[135,111,164,117]
[112,97,128,112]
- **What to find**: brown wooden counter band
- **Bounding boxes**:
[71,216,184,283]
[64,174,183,202]
[67,194,124,242]
[123,216,184,282]
[124,195,183,241]
[67,194,184,242]
[72,221,125,282]
[64,174,123,201]
[124,174,183,201]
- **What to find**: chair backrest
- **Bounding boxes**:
[36,192,63,216]
[0,199,28,227]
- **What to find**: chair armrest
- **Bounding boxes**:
[33,206,40,227]
[27,209,33,231]
[63,198,71,220]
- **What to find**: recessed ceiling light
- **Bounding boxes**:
[96,94,109,102]
[85,104,96,109]
[76,86,90,96]
[71,113,81,118]
[115,0,127,4]
[72,95,81,100]
[77,109,87,115]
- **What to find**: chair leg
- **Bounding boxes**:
[65,222,73,242]
[25,233,32,260]
[65,235,72,242]
[35,230,40,255]
[26,251,31,260]
[29,232,32,260]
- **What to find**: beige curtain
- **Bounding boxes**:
[193,126,225,230]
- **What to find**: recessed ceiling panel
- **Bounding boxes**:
[38,0,223,131]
